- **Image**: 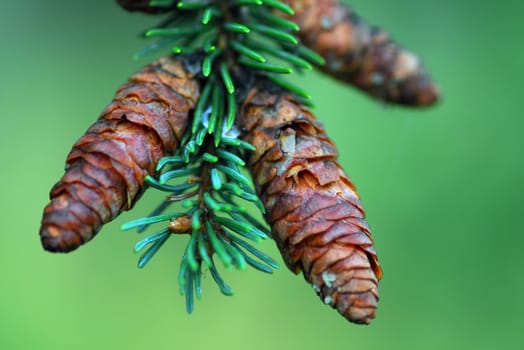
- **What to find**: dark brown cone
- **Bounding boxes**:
[283,0,439,106]
[239,82,383,324]
[116,0,174,14]
[40,55,200,252]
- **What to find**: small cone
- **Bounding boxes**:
[40,55,201,252]
[239,81,383,324]
[284,0,439,106]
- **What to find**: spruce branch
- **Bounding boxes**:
[121,0,324,313]
[40,0,440,325]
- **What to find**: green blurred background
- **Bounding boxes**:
[1,0,523,349]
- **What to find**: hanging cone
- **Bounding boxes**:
[40,54,201,252]
[283,0,439,106]
[239,81,383,324]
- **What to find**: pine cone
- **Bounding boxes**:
[40,55,201,252]
[239,81,383,324]
[283,0,439,106]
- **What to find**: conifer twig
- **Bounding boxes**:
[41,0,440,324]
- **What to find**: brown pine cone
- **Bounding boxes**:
[283,0,439,106]
[40,55,201,252]
[239,81,383,324]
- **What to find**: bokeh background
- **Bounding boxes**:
[1,0,523,349]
